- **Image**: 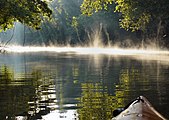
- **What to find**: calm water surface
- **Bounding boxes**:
[0,52,169,120]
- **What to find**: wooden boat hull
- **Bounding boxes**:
[112,96,166,120]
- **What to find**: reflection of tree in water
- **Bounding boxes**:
[76,66,154,120]
[117,64,169,118]
[0,65,13,84]
[117,66,160,101]
[0,65,33,119]
[0,66,57,119]
[24,70,57,119]
[1,58,169,119]
[77,83,125,120]
[115,67,152,105]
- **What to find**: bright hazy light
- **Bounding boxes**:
[1,46,169,55]
[1,46,169,63]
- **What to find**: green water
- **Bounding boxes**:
[0,52,169,120]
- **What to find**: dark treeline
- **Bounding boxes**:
[0,0,169,48]
[23,0,142,47]
[27,0,169,48]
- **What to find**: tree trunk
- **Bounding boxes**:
[156,18,162,49]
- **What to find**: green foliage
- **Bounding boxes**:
[9,0,135,46]
[81,0,169,32]
[25,0,84,45]
[81,0,113,16]
[71,16,78,28]
[0,0,52,31]
[114,0,151,31]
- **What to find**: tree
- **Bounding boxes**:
[81,0,169,32]
[0,0,52,31]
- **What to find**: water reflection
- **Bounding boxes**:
[0,53,169,119]
[77,83,123,120]
[0,65,57,119]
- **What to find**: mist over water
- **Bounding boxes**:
[0,22,169,65]
[1,27,169,120]
[1,43,169,64]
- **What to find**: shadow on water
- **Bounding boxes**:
[0,53,169,119]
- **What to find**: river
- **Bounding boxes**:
[0,50,169,119]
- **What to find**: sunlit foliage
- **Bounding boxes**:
[81,0,169,32]
[81,0,113,16]
[0,0,52,31]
